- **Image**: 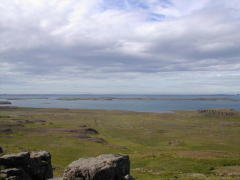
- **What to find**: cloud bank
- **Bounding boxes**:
[0,0,240,94]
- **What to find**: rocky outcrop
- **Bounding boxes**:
[65,126,99,135]
[0,128,13,134]
[0,151,53,180]
[0,168,31,180]
[63,154,134,180]
[65,126,106,144]
[29,151,53,180]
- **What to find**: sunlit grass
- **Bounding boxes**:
[0,107,240,179]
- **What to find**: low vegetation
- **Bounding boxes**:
[0,107,240,180]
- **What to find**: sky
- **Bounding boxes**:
[0,0,240,94]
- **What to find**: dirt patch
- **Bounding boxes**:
[79,125,87,128]
[168,140,184,146]
[181,173,206,179]
[73,135,107,144]
[0,123,24,128]
[213,166,240,177]
[64,126,99,135]
[22,127,104,144]
[133,168,161,175]
[12,119,46,123]
[33,120,47,123]
[23,126,105,144]
[0,115,11,118]
[0,128,13,134]
[219,122,240,127]
[24,128,61,136]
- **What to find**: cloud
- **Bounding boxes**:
[0,0,240,94]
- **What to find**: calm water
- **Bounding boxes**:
[1,94,240,113]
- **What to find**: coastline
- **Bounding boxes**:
[56,97,239,101]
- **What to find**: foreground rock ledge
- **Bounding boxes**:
[63,154,135,180]
[0,151,53,180]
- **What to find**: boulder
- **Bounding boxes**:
[0,151,53,180]
[29,151,53,180]
[63,154,134,180]
[0,168,31,180]
[124,174,135,180]
[0,152,30,168]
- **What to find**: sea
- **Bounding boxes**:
[1,94,240,113]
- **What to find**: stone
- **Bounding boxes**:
[1,168,23,176]
[63,154,132,180]
[29,151,53,180]
[0,151,53,180]
[0,152,30,168]
[0,168,31,180]
[124,174,135,180]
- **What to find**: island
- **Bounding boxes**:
[7,97,48,100]
[56,97,238,101]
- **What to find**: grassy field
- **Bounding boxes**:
[0,107,240,180]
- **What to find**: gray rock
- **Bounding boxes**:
[0,151,53,180]
[0,152,30,168]
[1,168,23,176]
[0,168,31,180]
[29,151,53,180]
[124,174,135,180]
[63,154,133,180]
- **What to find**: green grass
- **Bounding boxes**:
[0,107,240,179]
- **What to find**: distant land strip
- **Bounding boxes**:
[7,98,49,100]
[56,97,239,101]
[0,101,12,104]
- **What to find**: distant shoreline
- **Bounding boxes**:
[6,98,49,100]
[56,97,239,101]
[0,101,12,104]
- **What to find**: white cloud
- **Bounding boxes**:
[0,0,240,94]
